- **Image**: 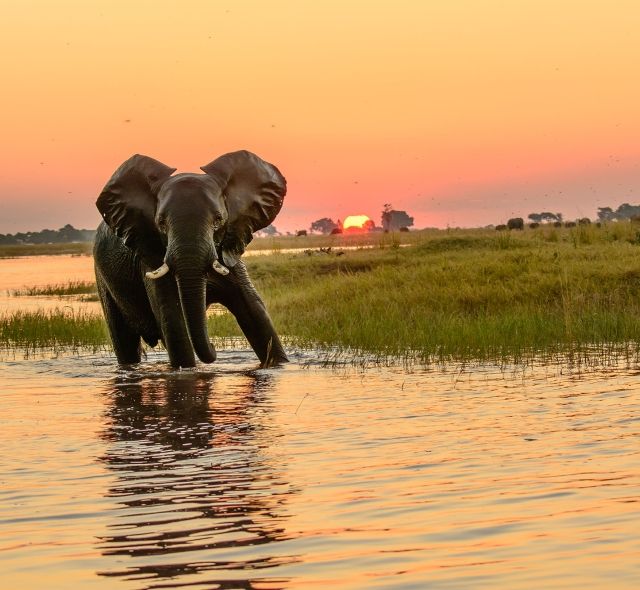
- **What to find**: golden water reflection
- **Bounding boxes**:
[1,352,639,589]
[97,369,297,588]
[0,254,99,313]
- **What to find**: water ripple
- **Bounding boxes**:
[1,351,639,588]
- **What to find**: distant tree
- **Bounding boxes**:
[0,224,96,245]
[528,211,562,223]
[255,224,278,237]
[597,207,616,222]
[58,224,84,242]
[598,203,640,222]
[615,203,640,219]
[310,217,339,234]
[381,204,414,231]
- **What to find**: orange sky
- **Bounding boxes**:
[1,1,639,233]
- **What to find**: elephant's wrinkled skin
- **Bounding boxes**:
[93,150,288,368]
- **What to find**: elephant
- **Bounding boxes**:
[93,150,288,369]
[507,217,524,230]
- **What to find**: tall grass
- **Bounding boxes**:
[5,223,640,363]
[221,224,640,362]
[10,280,97,297]
[0,308,108,353]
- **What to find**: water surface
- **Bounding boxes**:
[1,350,638,589]
[0,254,99,313]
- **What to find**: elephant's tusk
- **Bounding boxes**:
[145,262,170,279]
[211,260,229,276]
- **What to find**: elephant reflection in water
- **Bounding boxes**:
[97,371,297,588]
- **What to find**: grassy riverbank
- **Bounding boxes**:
[0,242,93,258]
[0,309,108,354]
[4,224,640,362]
[0,230,414,257]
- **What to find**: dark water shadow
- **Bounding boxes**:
[96,367,297,589]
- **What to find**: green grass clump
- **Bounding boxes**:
[0,308,108,352]
[10,280,97,297]
[229,224,640,362]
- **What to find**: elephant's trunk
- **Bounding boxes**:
[169,236,217,364]
[175,270,216,364]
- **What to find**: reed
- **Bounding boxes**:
[0,308,108,352]
[10,280,97,297]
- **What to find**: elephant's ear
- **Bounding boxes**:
[200,150,286,266]
[96,154,176,260]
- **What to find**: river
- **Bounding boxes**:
[0,256,639,589]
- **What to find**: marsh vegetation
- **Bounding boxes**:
[9,280,97,297]
[4,222,640,363]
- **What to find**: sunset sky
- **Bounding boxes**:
[2,0,639,233]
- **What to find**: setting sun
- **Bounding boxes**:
[343,215,372,231]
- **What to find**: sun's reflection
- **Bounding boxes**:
[96,369,297,589]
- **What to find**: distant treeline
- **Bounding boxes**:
[596,203,640,222]
[0,224,96,245]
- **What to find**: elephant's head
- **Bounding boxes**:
[96,150,286,364]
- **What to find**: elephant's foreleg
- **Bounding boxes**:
[98,283,142,364]
[220,264,288,367]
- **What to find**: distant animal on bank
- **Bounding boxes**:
[564,221,576,228]
[93,150,288,368]
[507,217,524,230]
[528,222,540,229]
[495,224,507,231]
[296,230,308,237]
